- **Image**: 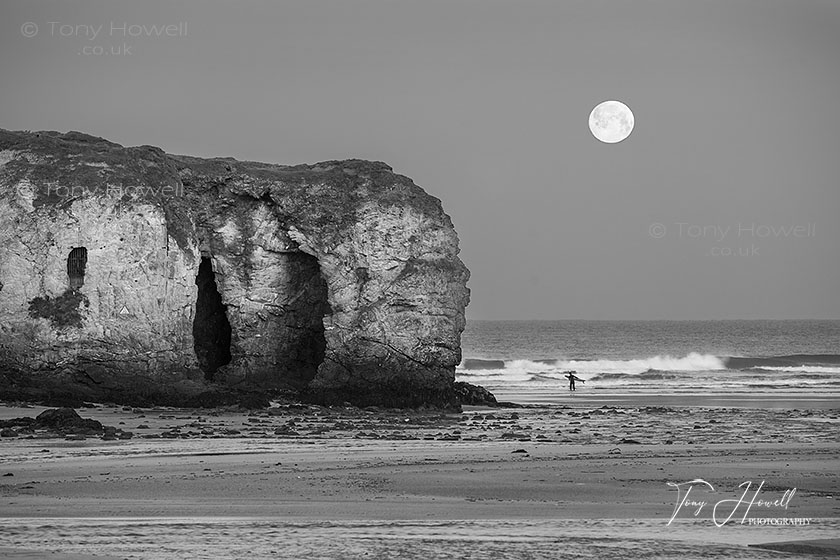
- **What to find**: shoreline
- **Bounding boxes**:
[483,390,840,409]
[1,400,838,558]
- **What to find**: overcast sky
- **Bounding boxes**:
[2,0,839,320]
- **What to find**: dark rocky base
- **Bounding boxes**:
[303,382,462,410]
[1,368,498,411]
[0,385,270,410]
[0,369,271,409]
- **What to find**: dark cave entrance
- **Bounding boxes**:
[67,247,87,290]
[280,252,330,388]
[193,257,232,380]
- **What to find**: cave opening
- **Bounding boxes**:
[193,257,232,380]
[67,247,87,290]
[280,252,330,388]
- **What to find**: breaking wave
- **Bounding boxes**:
[457,353,726,376]
[753,365,840,374]
[458,353,840,377]
[725,355,840,369]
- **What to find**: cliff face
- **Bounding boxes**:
[0,129,470,407]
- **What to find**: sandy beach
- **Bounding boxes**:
[1,399,838,558]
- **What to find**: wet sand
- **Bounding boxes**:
[493,390,840,410]
[0,549,123,560]
[748,538,840,555]
[1,400,838,558]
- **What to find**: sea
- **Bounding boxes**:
[457,320,840,405]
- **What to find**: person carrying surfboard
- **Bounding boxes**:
[564,370,584,391]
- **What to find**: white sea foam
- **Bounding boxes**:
[457,353,726,376]
[757,365,840,374]
[560,353,726,374]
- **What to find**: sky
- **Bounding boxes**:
[2,0,839,320]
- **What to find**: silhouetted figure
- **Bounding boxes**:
[564,371,584,391]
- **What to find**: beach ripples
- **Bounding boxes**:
[2,517,837,559]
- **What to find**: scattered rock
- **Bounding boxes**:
[501,432,531,440]
[35,408,103,434]
[639,406,674,414]
[0,417,35,429]
[453,382,498,406]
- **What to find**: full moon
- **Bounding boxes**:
[588,100,634,143]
